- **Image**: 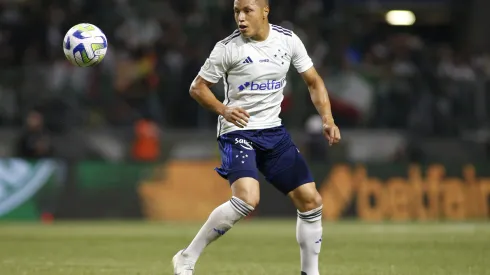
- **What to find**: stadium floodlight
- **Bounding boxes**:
[385,10,416,26]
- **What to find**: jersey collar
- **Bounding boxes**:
[245,24,273,45]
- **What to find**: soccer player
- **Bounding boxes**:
[172,0,341,274]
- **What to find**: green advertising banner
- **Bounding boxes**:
[71,161,158,218]
[0,159,60,221]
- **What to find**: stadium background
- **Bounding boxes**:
[0,0,489,274]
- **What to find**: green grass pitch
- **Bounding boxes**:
[0,220,489,275]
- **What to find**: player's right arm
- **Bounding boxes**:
[189,43,250,128]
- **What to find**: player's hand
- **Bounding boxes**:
[323,122,341,146]
[223,106,250,128]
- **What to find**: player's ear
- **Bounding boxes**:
[263,6,269,18]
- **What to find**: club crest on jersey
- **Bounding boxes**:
[238,79,285,91]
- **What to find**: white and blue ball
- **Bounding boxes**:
[63,23,108,67]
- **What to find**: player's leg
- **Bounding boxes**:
[180,177,259,261]
[258,128,323,275]
[173,179,258,274]
[173,134,259,274]
[288,182,323,275]
[270,166,323,275]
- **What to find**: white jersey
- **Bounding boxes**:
[198,23,313,137]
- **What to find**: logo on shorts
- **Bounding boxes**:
[235,138,253,150]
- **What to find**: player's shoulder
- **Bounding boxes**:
[270,24,295,39]
[218,29,243,46]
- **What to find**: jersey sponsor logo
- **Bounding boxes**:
[238,79,285,91]
[259,59,270,63]
[235,138,253,150]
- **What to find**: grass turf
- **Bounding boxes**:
[0,220,489,275]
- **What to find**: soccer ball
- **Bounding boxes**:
[63,23,108,67]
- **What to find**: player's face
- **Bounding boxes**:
[234,0,269,38]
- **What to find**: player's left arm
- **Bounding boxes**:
[300,67,341,145]
[291,32,341,145]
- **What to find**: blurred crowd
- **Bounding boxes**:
[1,0,490,139]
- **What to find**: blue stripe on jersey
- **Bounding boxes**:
[272,27,291,33]
[272,27,292,36]
[271,24,292,33]
[222,33,241,45]
[220,31,237,44]
[222,29,239,40]
[220,30,241,45]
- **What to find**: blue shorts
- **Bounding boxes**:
[215,125,314,195]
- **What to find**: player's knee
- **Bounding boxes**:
[231,177,260,208]
[289,182,323,212]
[310,191,324,210]
[299,190,322,212]
[234,193,260,209]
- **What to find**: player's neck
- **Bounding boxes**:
[250,23,270,42]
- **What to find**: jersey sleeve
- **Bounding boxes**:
[198,43,230,83]
[291,33,314,73]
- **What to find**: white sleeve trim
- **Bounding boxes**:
[198,68,220,84]
[296,63,314,74]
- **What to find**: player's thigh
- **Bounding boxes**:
[231,177,260,208]
[215,134,260,206]
[287,182,323,212]
[260,142,316,200]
